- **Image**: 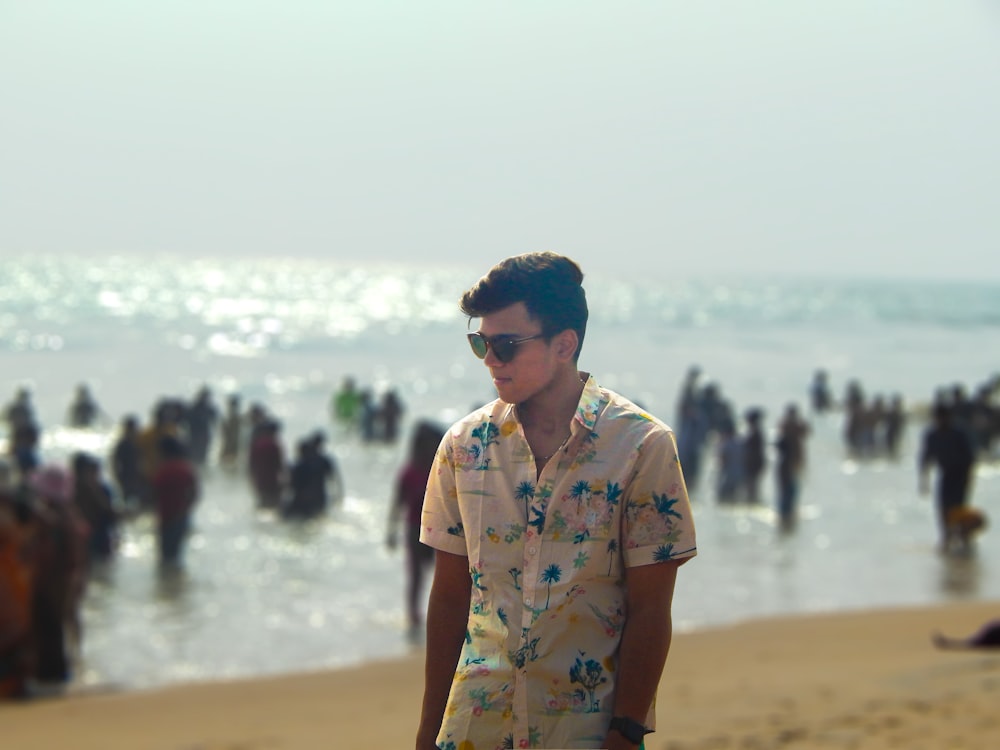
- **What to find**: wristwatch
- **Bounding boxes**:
[609,715,650,745]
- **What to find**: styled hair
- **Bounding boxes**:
[459,252,588,360]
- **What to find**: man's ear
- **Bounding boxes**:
[553,329,579,362]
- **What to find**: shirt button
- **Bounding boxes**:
[528,546,537,555]
[525,598,532,607]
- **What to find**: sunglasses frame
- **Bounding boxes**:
[467,332,547,364]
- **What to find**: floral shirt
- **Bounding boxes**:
[420,374,697,749]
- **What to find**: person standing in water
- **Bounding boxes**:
[386,420,444,638]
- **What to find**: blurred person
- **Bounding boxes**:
[883,394,906,459]
[742,408,767,504]
[386,420,443,637]
[809,369,832,414]
[0,488,35,699]
[217,394,243,470]
[152,436,200,569]
[110,415,143,511]
[378,388,405,443]
[775,404,810,533]
[919,404,976,555]
[72,453,118,564]
[4,387,35,434]
[283,432,340,520]
[358,390,377,443]
[331,376,362,425]
[66,383,102,429]
[137,399,183,511]
[714,418,743,503]
[6,389,41,477]
[185,386,218,467]
[249,420,285,509]
[27,466,88,688]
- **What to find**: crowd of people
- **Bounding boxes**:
[330,377,406,444]
[0,377,406,700]
[676,365,999,538]
[675,366,813,531]
[2,362,996,703]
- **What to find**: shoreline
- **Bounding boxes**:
[4,600,999,749]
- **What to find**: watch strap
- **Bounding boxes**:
[609,715,650,745]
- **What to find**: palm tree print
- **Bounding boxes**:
[605,480,622,507]
[606,539,617,574]
[541,563,562,608]
[653,543,676,562]
[515,480,535,520]
[569,480,591,507]
[469,421,500,470]
[569,655,607,712]
[653,492,683,519]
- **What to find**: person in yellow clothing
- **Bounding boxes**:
[136,400,183,511]
[417,253,697,750]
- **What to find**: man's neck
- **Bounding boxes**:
[516,367,586,434]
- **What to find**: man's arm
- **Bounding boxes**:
[416,549,471,750]
[604,559,681,749]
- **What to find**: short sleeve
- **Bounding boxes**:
[621,427,697,567]
[419,433,470,557]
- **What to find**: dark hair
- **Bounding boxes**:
[411,420,445,469]
[459,252,588,360]
[159,435,187,459]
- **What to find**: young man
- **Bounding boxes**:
[417,252,697,750]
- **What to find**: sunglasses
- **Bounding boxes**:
[467,332,546,363]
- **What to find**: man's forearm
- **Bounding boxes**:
[612,603,672,723]
[416,576,470,748]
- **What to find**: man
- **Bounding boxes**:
[152,436,199,568]
[417,252,697,750]
[919,403,976,554]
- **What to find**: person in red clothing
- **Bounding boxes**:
[152,436,199,569]
[386,420,444,637]
[249,420,285,510]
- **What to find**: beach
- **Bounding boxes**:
[4,600,998,749]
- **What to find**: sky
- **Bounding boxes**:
[2,1,999,282]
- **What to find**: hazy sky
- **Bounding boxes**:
[2,2,998,281]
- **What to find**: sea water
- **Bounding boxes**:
[1,254,998,692]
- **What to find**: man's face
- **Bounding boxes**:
[473,302,557,405]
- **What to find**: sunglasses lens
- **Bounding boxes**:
[491,340,516,363]
[468,333,488,359]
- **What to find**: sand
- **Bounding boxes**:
[3,600,998,750]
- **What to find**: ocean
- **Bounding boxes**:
[2,254,998,693]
